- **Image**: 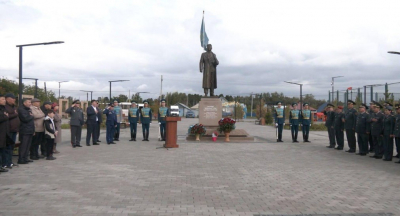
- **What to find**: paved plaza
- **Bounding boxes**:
[0,118,399,216]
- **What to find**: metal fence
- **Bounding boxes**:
[329,88,400,108]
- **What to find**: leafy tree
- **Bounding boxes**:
[233,103,244,119]
[264,107,273,124]
[117,94,128,102]
[0,78,20,95]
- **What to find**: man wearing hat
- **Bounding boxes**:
[158,99,169,141]
[355,103,370,156]
[382,105,395,161]
[367,101,375,152]
[370,102,384,159]
[273,101,285,142]
[30,98,45,160]
[324,104,336,148]
[334,105,345,150]
[141,100,152,141]
[4,93,19,167]
[300,103,312,142]
[65,100,84,148]
[86,100,99,146]
[289,103,300,143]
[128,101,139,141]
[113,100,122,141]
[103,103,117,144]
[343,100,357,153]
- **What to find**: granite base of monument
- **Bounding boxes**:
[186,97,254,142]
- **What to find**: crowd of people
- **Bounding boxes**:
[0,93,170,175]
[324,100,400,163]
[0,93,62,175]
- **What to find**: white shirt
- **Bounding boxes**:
[92,106,98,121]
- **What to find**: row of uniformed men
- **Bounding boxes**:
[324,100,400,163]
[67,99,169,146]
[274,102,313,143]
[106,99,169,143]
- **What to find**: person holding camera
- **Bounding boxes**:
[65,100,84,148]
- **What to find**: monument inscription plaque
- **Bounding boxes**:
[199,97,222,127]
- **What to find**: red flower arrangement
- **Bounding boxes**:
[218,117,236,133]
[190,123,207,135]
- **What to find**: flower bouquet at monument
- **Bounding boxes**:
[190,123,206,141]
[218,117,236,142]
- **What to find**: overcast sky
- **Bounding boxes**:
[1,0,400,101]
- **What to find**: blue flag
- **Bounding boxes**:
[200,15,209,51]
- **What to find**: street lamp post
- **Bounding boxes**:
[331,76,344,104]
[136,92,150,102]
[16,41,64,105]
[108,80,129,102]
[58,81,68,99]
[81,90,93,101]
[284,81,303,111]
[20,77,38,98]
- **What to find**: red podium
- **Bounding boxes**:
[164,116,181,148]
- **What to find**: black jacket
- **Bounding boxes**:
[86,106,98,125]
[5,103,19,132]
[0,105,11,148]
[18,105,35,135]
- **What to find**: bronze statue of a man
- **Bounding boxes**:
[199,44,219,97]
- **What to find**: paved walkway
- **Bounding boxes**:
[0,118,399,216]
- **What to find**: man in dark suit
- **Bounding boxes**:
[95,102,102,143]
[86,100,99,146]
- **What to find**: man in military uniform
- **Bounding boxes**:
[394,104,400,160]
[141,100,152,141]
[370,102,384,159]
[355,103,370,156]
[343,100,357,153]
[289,103,300,143]
[300,103,312,142]
[382,105,395,161]
[273,101,285,142]
[128,101,139,141]
[367,101,375,152]
[394,104,400,163]
[113,100,122,141]
[65,100,84,148]
[158,99,169,141]
[334,106,345,150]
[103,103,117,144]
[324,104,336,148]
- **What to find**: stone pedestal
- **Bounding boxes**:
[199,97,222,127]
